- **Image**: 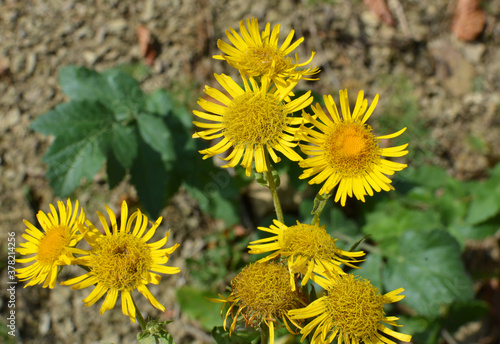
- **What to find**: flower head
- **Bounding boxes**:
[299,90,408,206]
[248,220,364,289]
[193,73,313,176]
[210,261,307,344]
[289,273,412,344]
[16,199,87,289]
[214,17,319,90]
[61,201,180,322]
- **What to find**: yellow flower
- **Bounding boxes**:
[16,199,87,289]
[61,201,180,322]
[214,17,319,90]
[289,273,412,344]
[248,220,364,290]
[209,261,307,344]
[193,73,313,176]
[299,90,408,206]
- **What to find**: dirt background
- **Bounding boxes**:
[1,0,500,343]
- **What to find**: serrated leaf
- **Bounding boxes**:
[111,123,137,168]
[30,101,113,136]
[176,287,222,331]
[383,230,474,317]
[137,113,175,161]
[58,66,145,121]
[130,137,178,218]
[34,101,114,196]
[145,89,173,116]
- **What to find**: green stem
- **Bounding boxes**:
[265,153,284,223]
[310,193,332,226]
[260,322,270,344]
[132,296,147,331]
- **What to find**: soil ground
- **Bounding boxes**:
[1,0,500,343]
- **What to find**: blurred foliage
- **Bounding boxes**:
[374,73,436,165]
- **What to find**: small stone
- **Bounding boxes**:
[107,18,127,33]
[25,52,37,76]
[39,312,51,336]
[462,43,486,63]
[83,51,97,65]
[0,107,21,134]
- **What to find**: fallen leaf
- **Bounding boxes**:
[363,0,394,26]
[451,0,486,41]
[136,25,158,66]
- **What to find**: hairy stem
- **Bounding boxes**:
[311,192,332,225]
[132,296,147,330]
[265,153,284,223]
[260,321,270,344]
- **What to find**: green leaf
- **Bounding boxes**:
[145,89,173,116]
[111,123,137,169]
[383,230,474,317]
[441,300,488,333]
[397,316,441,344]
[362,200,443,254]
[176,287,223,331]
[130,137,178,218]
[106,150,126,189]
[465,189,500,225]
[33,101,114,196]
[400,165,450,189]
[137,320,175,344]
[137,113,176,161]
[212,326,259,344]
[58,66,145,120]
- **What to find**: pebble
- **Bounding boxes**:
[25,52,37,76]
[0,107,21,134]
[107,18,127,33]
[38,312,51,336]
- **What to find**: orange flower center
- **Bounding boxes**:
[37,226,70,265]
[323,122,381,177]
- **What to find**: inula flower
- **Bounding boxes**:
[16,199,87,289]
[248,220,364,289]
[209,261,307,344]
[214,17,319,90]
[62,201,180,322]
[289,273,412,344]
[193,74,313,176]
[299,90,408,206]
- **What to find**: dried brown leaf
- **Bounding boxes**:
[451,0,486,41]
[363,0,394,26]
[136,25,157,66]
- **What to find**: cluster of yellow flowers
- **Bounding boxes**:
[16,199,180,323]
[195,18,412,344]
